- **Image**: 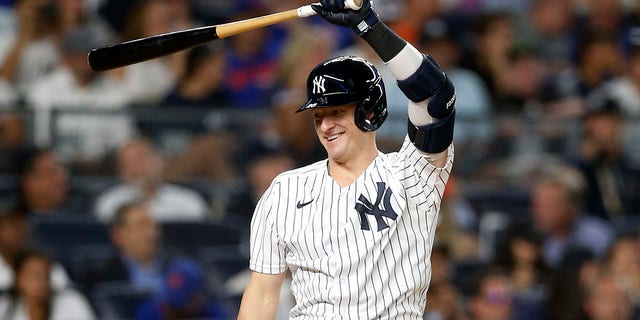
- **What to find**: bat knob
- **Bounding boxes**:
[344,0,362,10]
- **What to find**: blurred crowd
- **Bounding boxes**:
[0,0,639,319]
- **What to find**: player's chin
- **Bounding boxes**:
[326,146,349,163]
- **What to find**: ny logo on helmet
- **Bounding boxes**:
[312,76,326,94]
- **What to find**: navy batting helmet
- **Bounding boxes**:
[296,56,388,132]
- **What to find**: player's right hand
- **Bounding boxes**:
[312,0,380,35]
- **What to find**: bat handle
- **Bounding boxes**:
[297,5,317,17]
[345,0,363,10]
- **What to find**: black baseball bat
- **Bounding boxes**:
[87,0,362,71]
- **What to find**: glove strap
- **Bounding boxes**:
[353,9,380,35]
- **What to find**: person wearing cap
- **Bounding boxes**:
[573,93,640,221]
[135,258,229,320]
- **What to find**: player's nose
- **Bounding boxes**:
[317,116,336,132]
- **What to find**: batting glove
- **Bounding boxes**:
[312,0,380,35]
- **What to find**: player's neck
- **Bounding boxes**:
[328,147,378,187]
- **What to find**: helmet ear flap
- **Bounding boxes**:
[354,79,387,132]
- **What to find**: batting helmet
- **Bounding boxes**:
[296,56,388,132]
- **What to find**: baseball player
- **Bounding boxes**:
[238,0,456,318]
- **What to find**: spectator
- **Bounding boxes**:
[493,221,550,320]
[94,137,209,223]
[574,95,640,221]
[75,201,173,295]
[516,0,575,75]
[419,18,493,148]
[434,175,479,261]
[223,147,295,235]
[388,0,442,46]
[424,243,476,320]
[547,247,599,320]
[530,162,616,268]
[466,267,513,320]
[571,0,626,40]
[424,280,469,320]
[551,28,624,103]
[159,43,229,108]
[0,111,28,174]
[162,131,240,184]
[55,0,114,36]
[602,235,640,311]
[582,270,634,320]
[16,147,91,215]
[0,201,70,292]
[24,24,133,158]
[459,11,516,112]
[223,7,283,109]
[604,38,640,116]
[429,243,455,287]
[0,0,62,97]
[0,249,95,320]
[136,258,229,320]
[155,43,237,184]
[118,0,182,105]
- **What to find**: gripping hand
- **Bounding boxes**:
[312,0,380,35]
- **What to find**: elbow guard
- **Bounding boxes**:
[408,109,455,153]
[399,54,456,153]
[397,54,456,119]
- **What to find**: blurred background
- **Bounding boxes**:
[0,0,639,319]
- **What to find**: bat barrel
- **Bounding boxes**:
[88,26,218,71]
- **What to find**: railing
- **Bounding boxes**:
[3,106,640,180]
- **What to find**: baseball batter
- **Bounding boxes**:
[238,0,456,319]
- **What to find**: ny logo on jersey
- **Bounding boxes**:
[312,76,326,94]
[355,182,398,231]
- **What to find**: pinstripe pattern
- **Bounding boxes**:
[249,136,454,319]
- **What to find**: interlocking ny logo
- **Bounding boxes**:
[355,182,398,231]
[312,76,326,94]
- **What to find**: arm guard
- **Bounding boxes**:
[397,55,456,118]
[399,55,456,153]
[408,109,455,154]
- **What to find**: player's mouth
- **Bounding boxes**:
[326,132,343,142]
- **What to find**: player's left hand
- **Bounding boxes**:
[312,0,380,35]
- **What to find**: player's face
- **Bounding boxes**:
[313,105,373,164]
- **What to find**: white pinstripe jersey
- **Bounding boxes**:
[249,136,454,319]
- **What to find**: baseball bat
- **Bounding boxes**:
[88,0,362,71]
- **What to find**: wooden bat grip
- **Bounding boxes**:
[216,8,300,39]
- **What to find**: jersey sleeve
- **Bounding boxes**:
[398,135,454,204]
[248,181,288,274]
